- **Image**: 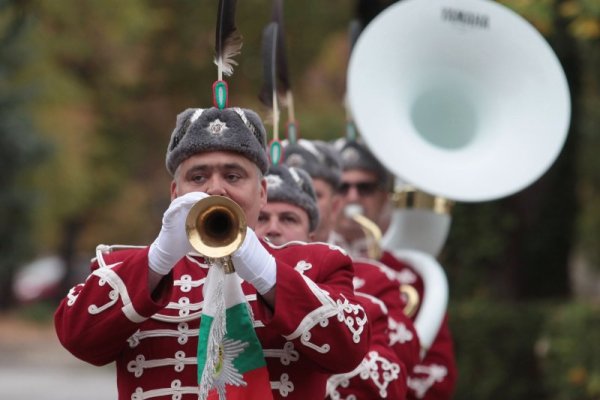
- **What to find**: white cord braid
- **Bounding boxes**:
[232,107,257,137]
[198,262,227,400]
[190,108,205,123]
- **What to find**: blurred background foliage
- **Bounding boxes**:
[0,0,598,398]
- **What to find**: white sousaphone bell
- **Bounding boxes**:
[347,0,571,352]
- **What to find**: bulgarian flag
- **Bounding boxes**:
[197,262,273,400]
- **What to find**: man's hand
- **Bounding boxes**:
[148,192,209,275]
[232,227,277,295]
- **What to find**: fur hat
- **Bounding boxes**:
[333,137,393,190]
[283,139,342,189]
[264,164,320,233]
[166,107,269,176]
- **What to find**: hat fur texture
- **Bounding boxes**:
[284,139,342,189]
[333,137,393,189]
[166,107,269,176]
[264,164,320,233]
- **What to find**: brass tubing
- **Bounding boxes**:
[390,187,454,215]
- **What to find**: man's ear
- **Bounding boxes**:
[259,177,268,209]
[170,180,178,201]
[308,232,316,242]
[330,193,344,221]
[378,191,393,230]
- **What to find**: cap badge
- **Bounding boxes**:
[208,119,227,135]
[265,174,283,189]
[286,153,306,168]
[342,147,361,163]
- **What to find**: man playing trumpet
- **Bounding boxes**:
[54,107,371,399]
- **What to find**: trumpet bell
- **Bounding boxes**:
[186,195,247,259]
[347,0,571,202]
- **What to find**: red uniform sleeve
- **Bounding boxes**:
[407,314,457,400]
[252,242,371,375]
[379,251,457,399]
[354,258,422,372]
[54,246,173,366]
[326,289,408,399]
[368,267,421,373]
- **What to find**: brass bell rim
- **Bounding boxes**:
[185,195,247,259]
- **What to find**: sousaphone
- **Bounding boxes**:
[347,0,571,352]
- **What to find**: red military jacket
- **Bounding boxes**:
[326,258,421,399]
[380,251,458,400]
[54,240,371,399]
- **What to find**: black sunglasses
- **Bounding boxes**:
[338,181,380,196]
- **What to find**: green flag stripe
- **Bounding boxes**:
[197,316,211,376]
[198,303,266,375]
[226,303,266,373]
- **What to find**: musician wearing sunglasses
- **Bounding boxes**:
[330,138,394,258]
[54,107,371,400]
[332,138,458,400]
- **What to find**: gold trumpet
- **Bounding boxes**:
[185,195,247,274]
[344,204,382,260]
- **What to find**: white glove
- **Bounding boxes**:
[231,227,277,295]
[148,191,209,275]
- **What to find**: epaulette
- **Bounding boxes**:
[91,244,146,264]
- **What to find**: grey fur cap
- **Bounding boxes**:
[265,164,320,233]
[333,137,393,189]
[283,139,342,189]
[166,107,269,176]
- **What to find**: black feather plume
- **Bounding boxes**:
[349,19,363,55]
[356,0,394,28]
[214,0,243,79]
[272,0,291,94]
[259,22,282,157]
[271,0,297,142]
[345,20,363,142]
[259,22,278,109]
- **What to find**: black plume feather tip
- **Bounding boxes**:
[348,19,363,55]
[214,0,243,77]
[345,20,363,141]
[356,0,393,28]
[258,22,278,108]
[272,0,291,93]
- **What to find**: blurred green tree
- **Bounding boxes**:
[0,0,48,309]
[22,0,161,296]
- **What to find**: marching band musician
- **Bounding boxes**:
[280,140,422,399]
[332,138,458,400]
[54,107,371,399]
[282,140,344,243]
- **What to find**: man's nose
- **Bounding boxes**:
[205,177,227,196]
[266,218,281,235]
[345,185,361,202]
